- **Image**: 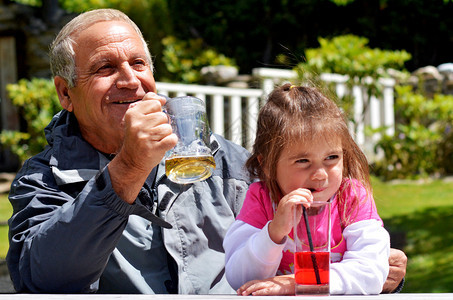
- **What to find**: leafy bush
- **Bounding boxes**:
[161,36,237,84]
[162,36,236,83]
[297,35,410,78]
[294,34,411,97]
[0,78,61,163]
[373,85,453,180]
[293,34,411,136]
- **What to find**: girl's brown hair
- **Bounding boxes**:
[246,83,371,225]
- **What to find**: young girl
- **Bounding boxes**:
[224,83,390,295]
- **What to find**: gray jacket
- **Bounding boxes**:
[7,110,251,294]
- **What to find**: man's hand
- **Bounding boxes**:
[109,93,178,203]
[119,93,177,172]
[237,275,295,296]
[382,248,407,293]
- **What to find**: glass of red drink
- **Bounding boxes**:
[294,201,331,295]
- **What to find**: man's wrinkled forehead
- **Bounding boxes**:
[71,20,136,46]
[72,21,146,63]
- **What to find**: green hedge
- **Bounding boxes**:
[373,86,453,180]
[0,78,60,163]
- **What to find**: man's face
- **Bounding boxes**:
[66,21,156,154]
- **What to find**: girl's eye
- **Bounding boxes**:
[326,155,339,160]
[296,159,309,164]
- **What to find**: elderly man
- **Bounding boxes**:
[6,8,406,294]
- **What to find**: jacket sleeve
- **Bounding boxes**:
[224,220,286,290]
[330,219,390,295]
[7,163,135,293]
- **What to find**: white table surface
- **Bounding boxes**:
[0,294,450,299]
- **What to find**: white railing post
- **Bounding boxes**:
[369,94,381,131]
[246,96,259,150]
[380,77,396,136]
[229,95,242,145]
[195,93,206,102]
[367,93,381,159]
[353,85,365,148]
[211,94,224,136]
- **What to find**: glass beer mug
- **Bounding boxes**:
[163,96,216,184]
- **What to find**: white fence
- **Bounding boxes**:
[157,82,262,150]
[157,67,395,159]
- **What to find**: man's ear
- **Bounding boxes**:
[54,76,73,112]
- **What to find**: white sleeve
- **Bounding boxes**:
[223,220,287,290]
[330,219,390,295]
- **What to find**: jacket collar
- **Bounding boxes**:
[46,110,110,185]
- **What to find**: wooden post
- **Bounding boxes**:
[0,36,19,171]
[0,36,19,132]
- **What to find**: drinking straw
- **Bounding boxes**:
[303,206,321,284]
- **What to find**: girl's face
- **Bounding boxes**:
[276,137,343,202]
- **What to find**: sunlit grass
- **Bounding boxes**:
[0,193,11,259]
[373,177,453,218]
[372,177,453,293]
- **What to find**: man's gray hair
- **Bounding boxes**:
[50,8,153,88]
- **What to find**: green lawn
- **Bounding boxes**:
[373,178,453,218]
[0,193,11,259]
[0,177,452,292]
[372,177,453,293]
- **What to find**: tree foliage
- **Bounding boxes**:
[0,78,60,163]
[11,0,453,76]
[167,0,452,74]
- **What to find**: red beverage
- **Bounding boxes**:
[295,251,329,285]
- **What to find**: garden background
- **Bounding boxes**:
[0,0,453,293]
